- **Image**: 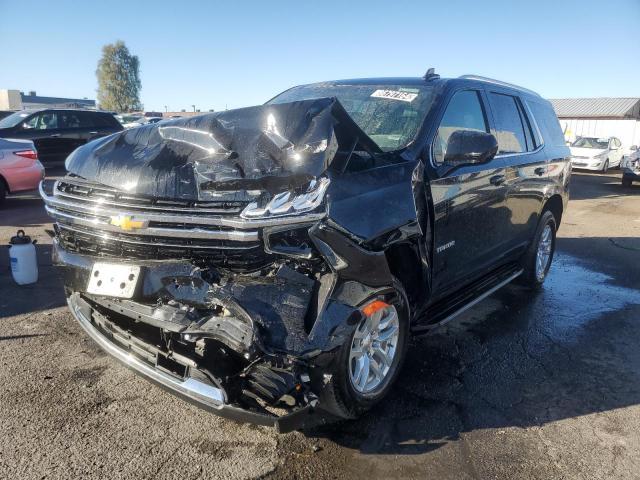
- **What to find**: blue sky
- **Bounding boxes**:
[1,0,638,112]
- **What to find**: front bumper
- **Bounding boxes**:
[50,237,388,431]
[570,158,606,171]
[66,292,316,433]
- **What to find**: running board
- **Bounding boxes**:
[412,266,523,333]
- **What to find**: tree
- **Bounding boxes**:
[96,41,142,112]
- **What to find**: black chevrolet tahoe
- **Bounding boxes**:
[41,72,570,432]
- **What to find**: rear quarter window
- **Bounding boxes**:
[91,113,122,128]
[527,100,566,147]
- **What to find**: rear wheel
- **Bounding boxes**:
[321,281,409,419]
[520,210,557,289]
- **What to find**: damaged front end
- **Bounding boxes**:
[41,97,424,431]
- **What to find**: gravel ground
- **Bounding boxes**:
[0,170,639,479]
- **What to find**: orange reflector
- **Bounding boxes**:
[361,300,389,317]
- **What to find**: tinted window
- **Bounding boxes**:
[91,112,122,128]
[489,93,527,154]
[433,90,488,164]
[527,100,566,147]
[23,112,59,130]
[59,111,89,129]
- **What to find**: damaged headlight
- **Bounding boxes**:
[241,177,330,219]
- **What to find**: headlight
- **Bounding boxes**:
[241,177,330,219]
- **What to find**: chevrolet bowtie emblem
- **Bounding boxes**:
[109,215,148,231]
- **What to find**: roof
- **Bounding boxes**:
[293,76,541,97]
[549,97,640,119]
[20,94,95,108]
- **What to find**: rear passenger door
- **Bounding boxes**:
[430,89,509,294]
[486,91,547,253]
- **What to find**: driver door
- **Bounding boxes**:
[429,89,509,295]
[20,112,62,163]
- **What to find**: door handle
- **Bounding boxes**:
[49,134,60,138]
[490,174,506,186]
[89,131,98,135]
[534,167,546,176]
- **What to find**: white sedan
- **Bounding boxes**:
[569,136,625,173]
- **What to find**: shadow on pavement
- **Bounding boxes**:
[0,244,66,319]
[569,171,640,200]
[308,251,640,455]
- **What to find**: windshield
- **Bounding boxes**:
[268,82,435,151]
[572,137,608,149]
[0,111,31,129]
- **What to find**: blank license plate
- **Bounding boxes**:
[86,263,141,298]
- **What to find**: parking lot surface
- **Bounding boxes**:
[1,171,639,479]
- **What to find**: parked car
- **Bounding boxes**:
[0,138,44,205]
[569,136,624,173]
[0,109,123,165]
[116,114,146,129]
[621,146,640,187]
[41,73,570,432]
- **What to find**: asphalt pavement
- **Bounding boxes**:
[0,169,639,479]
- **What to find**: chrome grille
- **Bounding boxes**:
[41,176,325,269]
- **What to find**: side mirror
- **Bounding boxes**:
[631,145,638,151]
[444,130,498,166]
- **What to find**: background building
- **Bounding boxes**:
[0,89,95,110]
[549,97,640,149]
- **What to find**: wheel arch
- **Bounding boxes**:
[542,194,564,228]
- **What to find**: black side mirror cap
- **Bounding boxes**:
[444,130,498,167]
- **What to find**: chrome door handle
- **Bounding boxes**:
[49,134,60,138]
[89,131,98,135]
[490,174,506,186]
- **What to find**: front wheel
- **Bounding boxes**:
[520,210,557,289]
[601,159,609,174]
[622,177,633,188]
[321,281,409,419]
[0,180,6,206]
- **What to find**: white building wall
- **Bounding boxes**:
[559,118,640,152]
[0,89,23,110]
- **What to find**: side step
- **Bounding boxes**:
[413,264,523,333]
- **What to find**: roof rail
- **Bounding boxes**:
[458,75,540,97]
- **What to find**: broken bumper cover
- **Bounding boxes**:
[67,292,316,433]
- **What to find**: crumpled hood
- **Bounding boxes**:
[570,147,606,158]
[66,97,379,200]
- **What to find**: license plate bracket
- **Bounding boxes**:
[86,263,141,298]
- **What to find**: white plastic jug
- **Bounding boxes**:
[8,230,38,285]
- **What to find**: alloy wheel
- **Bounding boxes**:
[535,224,553,281]
[349,304,400,394]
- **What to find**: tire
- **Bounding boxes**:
[520,210,557,290]
[601,159,609,174]
[321,279,410,419]
[622,177,633,188]
[0,179,6,206]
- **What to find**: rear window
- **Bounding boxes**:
[527,100,566,147]
[488,93,528,154]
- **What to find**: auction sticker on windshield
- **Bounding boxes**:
[370,89,418,102]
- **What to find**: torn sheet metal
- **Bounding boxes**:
[65,98,379,200]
